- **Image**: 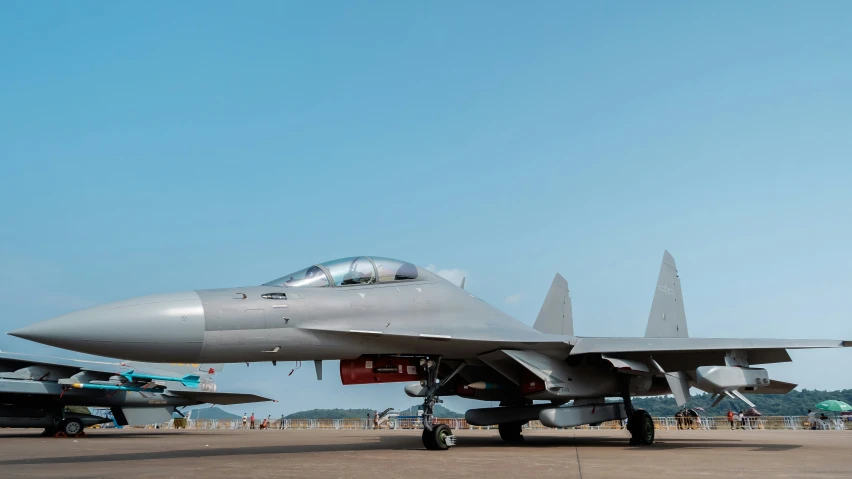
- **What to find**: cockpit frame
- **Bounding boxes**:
[263,256,424,288]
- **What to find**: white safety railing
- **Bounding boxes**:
[148,416,852,431]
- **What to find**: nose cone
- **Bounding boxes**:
[9,291,205,362]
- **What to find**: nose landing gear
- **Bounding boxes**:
[423,423,455,450]
[420,357,456,450]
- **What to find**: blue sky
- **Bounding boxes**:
[1,2,850,417]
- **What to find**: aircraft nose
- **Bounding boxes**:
[8,291,205,362]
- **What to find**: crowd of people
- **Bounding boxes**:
[240,413,277,430]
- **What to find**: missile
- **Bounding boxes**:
[121,370,201,387]
[71,383,165,393]
[695,366,769,392]
[466,381,503,390]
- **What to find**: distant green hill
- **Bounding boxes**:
[397,404,464,418]
[633,389,852,416]
[286,408,377,419]
[285,405,465,419]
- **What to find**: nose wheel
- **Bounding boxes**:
[423,423,455,450]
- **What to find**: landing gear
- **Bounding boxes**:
[620,375,654,446]
[420,357,455,450]
[498,422,524,443]
[59,418,84,437]
[627,409,654,446]
[423,424,455,450]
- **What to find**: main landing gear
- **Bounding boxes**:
[627,409,654,446]
[420,357,456,450]
[621,377,654,446]
[498,422,524,443]
[42,417,86,438]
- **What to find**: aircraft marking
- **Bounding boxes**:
[657,284,675,296]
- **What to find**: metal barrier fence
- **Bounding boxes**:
[155,416,852,431]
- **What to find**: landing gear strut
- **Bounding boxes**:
[621,376,654,446]
[420,357,455,450]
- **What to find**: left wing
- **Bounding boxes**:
[167,390,273,405]
[570,337,850,355]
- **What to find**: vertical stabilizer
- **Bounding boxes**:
[534,274,573,336]
[645,250,688,338]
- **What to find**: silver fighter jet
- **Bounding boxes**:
[10,253,849,449]
[0,352,271,437]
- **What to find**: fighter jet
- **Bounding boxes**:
[0,352,272,437]
[9,253,849,449]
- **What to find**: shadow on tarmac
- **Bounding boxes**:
[0,432,801,465]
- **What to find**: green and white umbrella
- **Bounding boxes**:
[815,400,852,413]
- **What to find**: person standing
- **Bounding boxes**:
[727,409,734,430]
[242,413,248,429]
[738,411,745,429]
[250,413,256,429]
[280,414,285,429]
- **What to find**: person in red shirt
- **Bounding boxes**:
[727,410,734,430]
[250,413,256,429]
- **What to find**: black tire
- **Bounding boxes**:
[422,428,438,450]
[627,409,654,446]
[498,422,524,443]
[423,424,453,450]
[60,418,84,437]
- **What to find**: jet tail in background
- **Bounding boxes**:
[645,250,688,338]
[534,273,573,336]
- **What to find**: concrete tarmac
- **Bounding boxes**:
[1,428,849,478]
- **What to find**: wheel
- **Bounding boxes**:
[627,409,654,446]
[60,418,84,437]
[498,422,524,443]
[422,424,453,450]
[422,428,437,450]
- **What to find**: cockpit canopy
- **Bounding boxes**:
[264,257,423,288]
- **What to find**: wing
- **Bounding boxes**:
[167,390,273,405]
[571,337,849,371]
[570,337,849,355]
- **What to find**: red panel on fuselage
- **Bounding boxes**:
[340,356,421,385]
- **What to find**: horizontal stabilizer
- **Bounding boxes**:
[533,273,573,336]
